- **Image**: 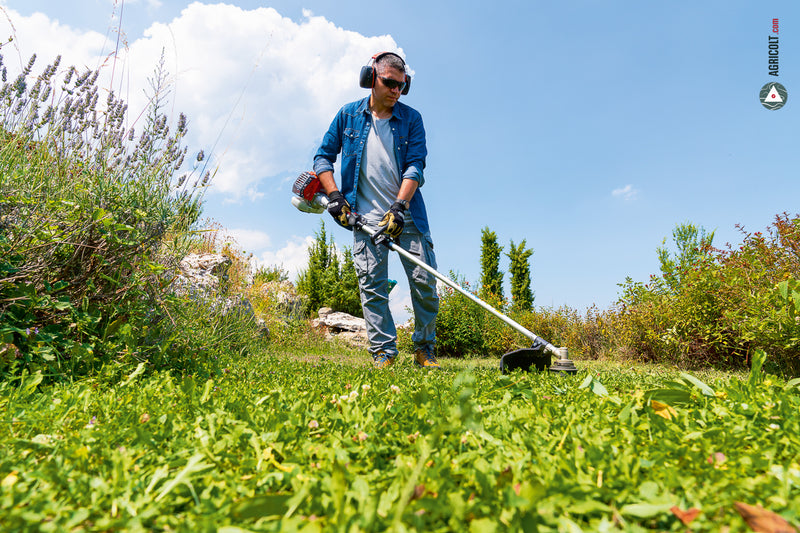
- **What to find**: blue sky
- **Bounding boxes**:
[2,0,798,322]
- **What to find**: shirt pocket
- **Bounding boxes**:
[343,128,361,156]
[396,132,408,162]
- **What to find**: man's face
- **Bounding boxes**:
[372,65,405,109]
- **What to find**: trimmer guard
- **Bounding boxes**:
[499,343,550,374]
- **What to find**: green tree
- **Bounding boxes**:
[296,221,362,317]
[326,248,362,316]
[479,227,504,302]
[657,222,715,293]
[296,222,331,314]
[507,239,534,312]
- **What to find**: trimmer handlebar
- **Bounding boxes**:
[363,222,393,248]
[293,192,393,248]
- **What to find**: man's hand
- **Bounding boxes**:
[326,190,352,227]
[379,201,406,238]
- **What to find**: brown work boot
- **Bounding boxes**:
[413,345,440,369]
[373,352,396,369]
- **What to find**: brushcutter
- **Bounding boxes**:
[291,171,578,374]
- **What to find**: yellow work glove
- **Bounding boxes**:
[326,190,352,228]
[379,201,406,239]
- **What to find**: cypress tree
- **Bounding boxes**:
[296,222,330,315]
[506,239,534,312]
[479,227,504,302]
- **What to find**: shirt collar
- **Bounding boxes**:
[357,96,404,120]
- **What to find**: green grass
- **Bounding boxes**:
[1,347,798,532]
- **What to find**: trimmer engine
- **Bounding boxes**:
[292,171,322,201]
[291,171,327,213]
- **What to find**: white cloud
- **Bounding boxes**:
[612,184,638,201]
[255,235,315,281]
[125,0,164,9]
[223,228,272,252]
[114,3,400,198]
[390,292,413,325]
[0,9,107,73]
[1,3,400,199]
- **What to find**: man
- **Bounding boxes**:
[313,51,439,369]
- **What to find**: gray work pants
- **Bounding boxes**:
[352,228,439,358]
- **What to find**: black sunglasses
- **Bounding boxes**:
[378,76,406,92]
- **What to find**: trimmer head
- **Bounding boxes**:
[548,347,578,374]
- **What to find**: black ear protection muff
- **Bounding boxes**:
[359,51,411,95]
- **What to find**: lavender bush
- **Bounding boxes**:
[0,53,219,380]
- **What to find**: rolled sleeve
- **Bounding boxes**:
[313,113,343,175]
[313,155,335,176]
[402,109,427,187]
[402,164,424,186]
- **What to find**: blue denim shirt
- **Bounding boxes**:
[314,96,430,234]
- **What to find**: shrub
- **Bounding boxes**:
[714,214,800,373]
[478,293,518,356]
[431,274,571,359]
[408,215,800,374]
[610,215,800,374]
[0,54,207,380]
[656,221,715,293]
[433,274,486,357]
[253,264,289,284]
[424,269,612,360]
